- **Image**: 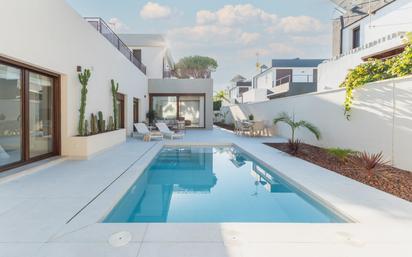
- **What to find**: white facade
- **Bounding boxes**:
[0,0,212,163]
[319,0,412,90]
[254,67,316,90]
[0,0,148,157]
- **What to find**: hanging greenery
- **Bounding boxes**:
[341,33,412,120]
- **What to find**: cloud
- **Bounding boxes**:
[107,18,129,32]
[196,4,277,26]
[278,16,324,33]
[240,43,303,59]
[140,2,172,20]
[240,32,261,45]
[168,25,239,43]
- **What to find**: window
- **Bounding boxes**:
[116,93,125,129]
[352,26,360,49]
[133,49,142,63]
[150,94,206,128]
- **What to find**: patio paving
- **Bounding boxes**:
[0,127,411,257]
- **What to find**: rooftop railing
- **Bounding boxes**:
[85,17,147,75]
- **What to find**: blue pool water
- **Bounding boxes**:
[104,146,346,223]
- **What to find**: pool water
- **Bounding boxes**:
[104,146,346,223]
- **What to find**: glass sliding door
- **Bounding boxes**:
[152,96,177,120]
[179,95,204,128]
[0,58,59,172]
[29,72,54,158]
[0,63,22,167]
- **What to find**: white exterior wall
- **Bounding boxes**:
[226,76,412,171]
[130,46,166,79]
[242,89,269,103]
[342,0,412,53]
[254,68,275,89]
[0,0,148,157]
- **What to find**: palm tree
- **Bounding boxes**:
[273,112,321,143]
[214,90,230,103]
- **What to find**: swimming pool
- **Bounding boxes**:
[104,146,346,223]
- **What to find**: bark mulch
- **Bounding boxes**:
[214,122,235,131]
[264,142,412,202]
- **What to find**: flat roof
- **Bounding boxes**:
[272,58,325,68]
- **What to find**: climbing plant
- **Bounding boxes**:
[341,33,412,120]
[78,69,91,136]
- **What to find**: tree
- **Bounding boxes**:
[273,112,321,143]
[213,90,230,103]
[172,56,218,79]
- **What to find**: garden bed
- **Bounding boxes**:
[264,143,412,202]
[214,122,235,131]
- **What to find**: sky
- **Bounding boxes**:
[66,0,338,90]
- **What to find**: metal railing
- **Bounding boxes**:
[85,17,147,75]
[274,75,291,87]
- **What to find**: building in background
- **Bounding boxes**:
[227,75,252,104]
[318,0,412,90]
[243,58,323,103]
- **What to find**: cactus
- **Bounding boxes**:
[98,111,103,133]
[102,120,106,133]
[77,69,91,136]
[90,113,98,134]
[111,79,119,130]
[84,120,89,136]
[108,116,114,131]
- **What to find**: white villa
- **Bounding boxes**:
[318,0,412,90]
[0,0,213,172]
[242,58,323,103]
[227,75,252,104]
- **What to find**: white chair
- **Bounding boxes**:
[155,122,184,139]
[133,123,163,141]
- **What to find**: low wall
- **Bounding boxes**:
[225,76,412,171]
[68,129,126,159]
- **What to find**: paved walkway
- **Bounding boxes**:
[0,127,411,257]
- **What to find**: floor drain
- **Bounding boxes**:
[108,231,132,247]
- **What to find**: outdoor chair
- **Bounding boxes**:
[133,123,163,141]
[156,122,184,139]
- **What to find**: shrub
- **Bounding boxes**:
[273,112,321,144]
[326,148,356,161]
[348,151,389,177]
[213,100,222,111]
[248,114,254,121]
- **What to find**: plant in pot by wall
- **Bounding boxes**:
[273,112,321,155]
[78,69,91,136]
[248,114,254,121]
[0,113,6,121]
[111,79,119,130]
[146,110,156,125]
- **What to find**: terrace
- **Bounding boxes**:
[0,128,411,257]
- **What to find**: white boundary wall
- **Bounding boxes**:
[225,76,412,171]
[0,0,148,157]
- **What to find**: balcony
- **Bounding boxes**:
[85,17,147,75]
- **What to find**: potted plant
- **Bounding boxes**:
[146,110,156,125]
[248,114,254,121]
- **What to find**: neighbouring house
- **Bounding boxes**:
[244,58,323,102]
[318,0,412,90]
[227,75,252,104]
[0,0,213,172]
